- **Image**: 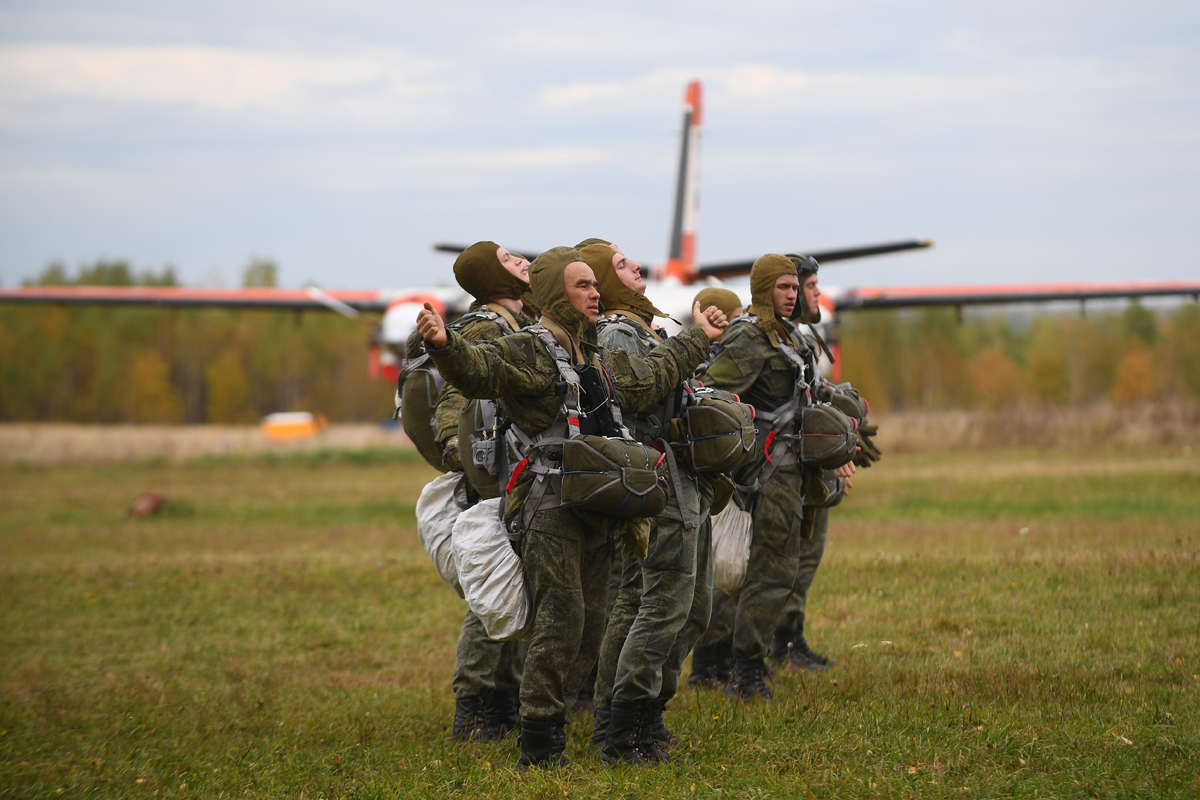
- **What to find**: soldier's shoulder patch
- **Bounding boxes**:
[499,333,539,365]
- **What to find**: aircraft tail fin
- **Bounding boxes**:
[664,80,702,283]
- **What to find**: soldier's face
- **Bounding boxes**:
[772,275,800,318]
[611,248,646,295]
[563,262,601,323]
[497,247,530,282]
[802,274,821,317]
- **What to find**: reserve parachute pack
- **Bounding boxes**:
[395,305,522,472]
[720,315,858,494]
[674,385,756,473]
[594,313,756,477]
[462,325,670,535]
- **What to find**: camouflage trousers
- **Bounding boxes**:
[699,481,828,657]
[776,505,830,633]
[594,476,714,707]
[452,609,526,700]
[518,506,614,721]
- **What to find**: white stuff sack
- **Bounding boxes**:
[452,498,532,641]
[711,503,754,597]
[415,473,465,598]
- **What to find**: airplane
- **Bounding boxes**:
[3,80,1199,385]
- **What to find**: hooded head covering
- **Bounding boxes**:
[578,244,667,322]
[748,253,798,339]
[453,241,531,305]
[575,237,611,248]
[530,246,595,350]
[693,287,743,320]
[788,255,821,324]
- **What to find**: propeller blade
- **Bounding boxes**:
[697,239,933,279]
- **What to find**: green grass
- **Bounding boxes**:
[1,445,1197,798]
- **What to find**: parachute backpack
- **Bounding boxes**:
[395,306,523,473]
[493,326,670,537]
[716,315,858,495]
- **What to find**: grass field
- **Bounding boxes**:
[1,444,1197,798]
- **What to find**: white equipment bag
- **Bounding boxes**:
[711,503,754,597]
[415,473,465,599]
[452,498,532,641]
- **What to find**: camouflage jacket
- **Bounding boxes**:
[697,315,818,413]
[596,311,670,444]
[427,321,710,439]
[434,301,537,446]
[697,315,821,478]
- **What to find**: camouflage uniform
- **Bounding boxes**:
[426,321,711,723]
[593,313,715,713]
[695,315,820,663]
[434,302,536,706]
[774,504,829,633]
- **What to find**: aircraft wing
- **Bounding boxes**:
[834,280,1200,310]
[697,239,934,279]
[0,285,392,314]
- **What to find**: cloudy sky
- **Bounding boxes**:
[1,1,1197,292]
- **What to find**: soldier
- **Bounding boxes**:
[768,257,880,671]
[434,241,539,742]
[583,242,715,764]
[692,254,855,699]
[415,247,727,768]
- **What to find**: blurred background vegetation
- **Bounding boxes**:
[2,259,1198,423]
[0,259,390,424]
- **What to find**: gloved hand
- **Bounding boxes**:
[853,421,882,467]
[442,435,463,472]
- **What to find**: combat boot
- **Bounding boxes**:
[517,717,559,769]
[725,658,774,700]
[452,696,485,742]
[791,614,835,670]
[687,644,720,688]
[644,699,679,748]
[481,689,520,740]
[590,708,611,749]
[550,714,573,766]
[601,700,657,766]
[714,642,735,684]
[767,626,793,668]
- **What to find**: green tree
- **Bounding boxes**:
[1121,300,1158,345]
[243,258,278,288]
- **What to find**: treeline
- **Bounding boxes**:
[839,301,1200,412]
[0,260,392,424]
[2,261,1198,423]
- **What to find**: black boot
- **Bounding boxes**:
[481,689,520,740]
[591,709,611,749]
[644,699,679,747]
[517,717,558,769]
[725,658,774,700]
[601,700,657,766]
[714,642,735,684]
[550,714,572,765]
[688,644,720,689]
[452,696,485,742]
[791,614,835,670]
[768,626,793,668]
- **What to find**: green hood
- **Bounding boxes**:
[530,246,596,349]
[453,240,531,305]
[693,287,743,320]
[748,253,797,339]
[578,243,667,322]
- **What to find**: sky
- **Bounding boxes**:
[1,1,1198,292]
